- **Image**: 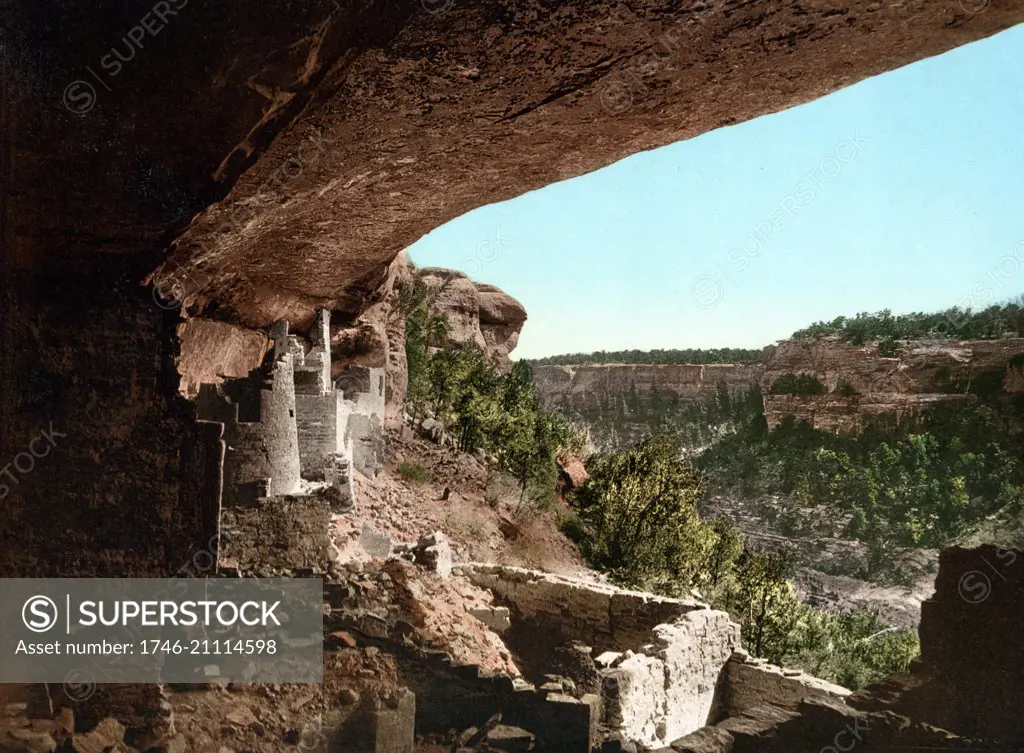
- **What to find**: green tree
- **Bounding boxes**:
[722,547,802,659]
[572,435,712,592]
[397,274,449,417]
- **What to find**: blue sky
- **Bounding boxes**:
[409,25,1024,360]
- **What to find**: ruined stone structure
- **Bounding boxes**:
[293,310,353,482]
[455,564,850,750]
[193,310,391,512]
[191,311,375,573]
[197,323,303,503]
[335,364,388,478]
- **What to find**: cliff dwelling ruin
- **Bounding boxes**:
[1,1,1024,751]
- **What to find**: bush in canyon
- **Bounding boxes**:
[568,434,714,592]
[777,609,919,689]
[398,461,431,485]
[698,399,1024,578]
[397,274,450,418]
[566,438,919,685]
[835,379,859,397]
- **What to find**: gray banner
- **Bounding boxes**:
[0,578,323,684]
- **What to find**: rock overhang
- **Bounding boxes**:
[5,1,1024,330]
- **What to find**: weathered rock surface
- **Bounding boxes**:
[140,0,1024,330]
[420,268,527,367]
[762,337,1024,431]
[8,0,1017,327]
[534,364,764,411]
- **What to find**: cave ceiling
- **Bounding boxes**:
[4,0,1022,330]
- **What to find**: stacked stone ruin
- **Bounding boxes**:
[194,310,390,570]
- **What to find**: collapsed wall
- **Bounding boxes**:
[458,564,848,750]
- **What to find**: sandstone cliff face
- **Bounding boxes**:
[533,337,1024,442]
[420,268,527,367]
[7,0,1002,331]
[534,363,765,411]
[762,337,1024,432]
[533,363,764,448]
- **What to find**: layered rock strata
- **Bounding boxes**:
[762,337,1024,431]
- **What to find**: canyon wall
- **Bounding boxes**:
[762,337,1024,431]
[533,337,1024,444]
[533,363,765,411]
[533,363,764,448]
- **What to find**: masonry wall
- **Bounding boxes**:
[197,354,302,501]
[337,365,387,477]
[602,611,740,747]
[722,656,850,718]
[295,390,348,480]
[460,564,705,654]
[459,565,748,750]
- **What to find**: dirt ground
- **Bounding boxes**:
[334,432,590,577]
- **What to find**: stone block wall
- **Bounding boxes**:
[337,365,387,477]
[602,610,740,748]
[460,564,705,654]
[722,655,850,719]
[295,389,348,480]
[459,565,750,750]
[197,351,302,502]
